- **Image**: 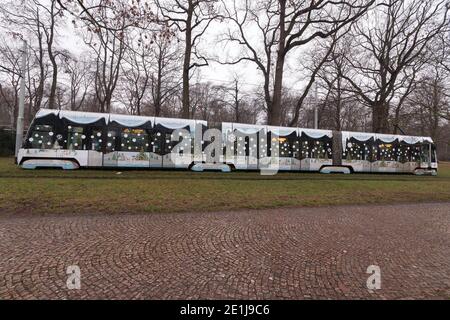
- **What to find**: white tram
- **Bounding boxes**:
[17,109,438,175]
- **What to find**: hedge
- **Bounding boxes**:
[0,129,15,156]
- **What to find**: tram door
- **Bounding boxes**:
[150,129,164,168]
[103,128,119,167]
[420,143,432,168]
[87,126,104,167]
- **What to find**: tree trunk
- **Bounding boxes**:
[393,105,401,134]
[35,32,45,111]
[335,78,342,131]
[105,94,111,113]
[263,73,272,123]
[270,54,285,126]
[47,2,57,110]
[371,102,390,133]
[181,9,193,119]
[48,57,58,109]
[234,80,239,122]
[430,80,439,141]
[269,0,286,126]
[155,56,163,117]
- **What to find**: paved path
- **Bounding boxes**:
[0,203,449,299]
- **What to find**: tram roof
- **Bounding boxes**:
[34,109,433,143]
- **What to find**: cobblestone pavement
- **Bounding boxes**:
[0,202,449,300]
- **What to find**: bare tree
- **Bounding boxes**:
[340,0,449,133]
[119,30,154,115]
[0,1,53,113]
[220,0,374,126]
[63,56,94,111]
[288,31,349,127]
[188,78,260,123]
[157,0,219,119]
[211,74,249,123]
[34,0,64,109]
[61,0,158,113]
[405,64,450,138]
[312,32,367,131]
[226,75,247,123]
[0,43,21,128]
[1,0,65,110]
[149,25,182,117]
[81,8,127,113]
[25,42,51,122]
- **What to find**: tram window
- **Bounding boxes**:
[420,145,430,163]
[67,126,85,150]
[278,138,289,157]
[163,130,193,155]
[410,146,421,162]
[28,125,55,149]
[324,141,332,159]
[278,135,297,158]
[150,131,164,154]
[247,135,258,158]
[89,128,103,151]
[431,145,437,162]
[393,146,401,162]
[185,132,194,155]
[266,134,277,157]
[378,143,396,161]
[399,144,410,163]
[300,140,309,159]
[293,139,301,159]
[258,133,268,158]
[106,130,118,152]
[235,134,247,156]
[361,142,370,161]
[310,140,330,159]
[245,136,250,157]
[236,134,256,157]
[121,128,148,152]
[164,133,175,154]
[344,140,369,161]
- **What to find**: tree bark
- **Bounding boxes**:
[335,77,342,131]
[269,0,286,126]
[371,102,390,133]
[154,51,163,117]
[234,80,239,123]
[47,1,58,110]
[48,52,58,109]
[181,8,193,119]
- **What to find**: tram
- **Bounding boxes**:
[17,109,437,175]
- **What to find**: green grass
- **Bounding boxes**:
[1,157,449,214]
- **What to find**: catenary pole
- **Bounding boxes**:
[314,82,318,129]
[15,39,27,162]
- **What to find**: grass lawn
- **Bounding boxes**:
[1,157,450,214]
